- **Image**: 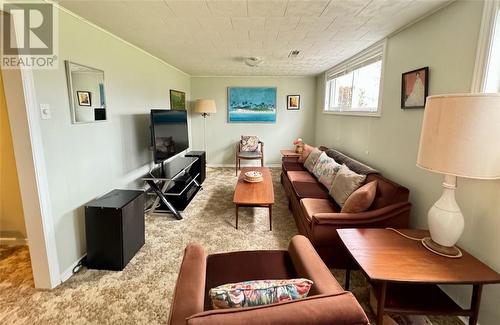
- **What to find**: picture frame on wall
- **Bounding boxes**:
[287,95,300,110]
[77,91,91,106]
[227,87,277,123]
[401,67,429,109]
[170,89,186,110]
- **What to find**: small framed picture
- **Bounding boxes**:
[287,95,300,110]
[170,89,186,110]
[401,67,429,109]
[77,91,91,106]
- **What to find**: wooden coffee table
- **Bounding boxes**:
[233,167,274,230]
[338,228,500,325]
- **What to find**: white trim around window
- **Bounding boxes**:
[471,0,500,92]
[323,39,387,117]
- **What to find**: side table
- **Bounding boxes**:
[338,228,500,325]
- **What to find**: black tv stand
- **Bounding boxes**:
[143,155,203,220]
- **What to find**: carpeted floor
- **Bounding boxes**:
[0,168,462,324]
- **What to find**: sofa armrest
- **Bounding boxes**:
[168,244,207,325]
[312,202,411,225]
[186,292,369,325]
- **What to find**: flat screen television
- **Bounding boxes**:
[151,109,189,163]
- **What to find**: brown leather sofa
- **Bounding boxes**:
[168,235,369,325]
[281,146,411,268]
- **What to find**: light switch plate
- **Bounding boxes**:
[40,104,51,119]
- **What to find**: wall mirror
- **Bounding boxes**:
[65,61,107,123]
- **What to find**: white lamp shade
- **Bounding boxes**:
[194,99,216,114]
[417,93,500,179]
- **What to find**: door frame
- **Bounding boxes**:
[2,67,61,289]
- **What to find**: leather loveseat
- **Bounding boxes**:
[281,146,411,268]
[168,235,369,325]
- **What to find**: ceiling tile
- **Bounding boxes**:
[296,17,335,32]
[198,17,233,30]
[321,0,369,17]
[248,0,287,17]
[265,17,300,31]
[285,1,330,17]
[165,0,211,17]
[206,0,248,17]
[231,17,266,30]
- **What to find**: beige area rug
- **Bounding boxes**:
[0,168,462,324]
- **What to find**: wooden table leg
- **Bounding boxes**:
[469,284,483,325]
[235,205,239,229]
[269,205,272,231]
[345,268,351,290]
[377,281,387,325]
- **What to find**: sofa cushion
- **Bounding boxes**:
[303,148,322,173]
[209,278,313,309]
[282,161,306,173]
[292,182,330,200]
[341,181,377,213]
[311,153,341,188]
[298,144,314,163]
[329,164,367,207]
[320,147,379,175]
[301,199,338,222]
[287,171,317,183]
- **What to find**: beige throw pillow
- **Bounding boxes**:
[341,181,377,213]
[303,148,322,173]
[329,164,367,207]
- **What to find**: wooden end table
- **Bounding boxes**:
[280,149,301,158]
[338,228,500,325]
[233,167,274,230]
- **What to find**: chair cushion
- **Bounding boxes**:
[292,182,330,199]
[303,148,322,172]
[282,161,306,172]
[287,171,317,183]
[298,144,314,163]
[238,151,262,158]
[300,199,338,222]
[311,153,341,188]
[209,278,313,309]
[241,136,260,152]
[341,181,377,213]
[329,164,367,207]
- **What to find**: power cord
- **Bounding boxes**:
[72,256,87,274]
[386,227,463,258]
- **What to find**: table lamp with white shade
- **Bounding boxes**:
[193,99,217,159]
[417,93,500,258]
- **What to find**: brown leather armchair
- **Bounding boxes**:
[168,235,369,325]
[235,138,264,175]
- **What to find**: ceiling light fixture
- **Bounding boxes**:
[245,57,262,67]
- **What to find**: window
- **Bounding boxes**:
[472,0,500,92]
[484,8,500,92]
[324,41,385,116]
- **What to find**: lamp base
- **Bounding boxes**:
[422,237,462,258]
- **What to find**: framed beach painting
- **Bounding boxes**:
[401,67,429,109]
[228,87,277,123]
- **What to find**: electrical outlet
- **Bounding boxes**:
[40,104,51,119]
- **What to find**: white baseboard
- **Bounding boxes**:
[207,163,281,168]
[60,254,86,282]
[458,316,479,325]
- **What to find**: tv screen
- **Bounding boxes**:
[151,110,189,163]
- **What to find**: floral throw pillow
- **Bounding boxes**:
[312,153,342,188]
[241,136,260,152]
[209,278,313,309]
[303,148,322,172]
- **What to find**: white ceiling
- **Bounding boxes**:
[59,0,451,76]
